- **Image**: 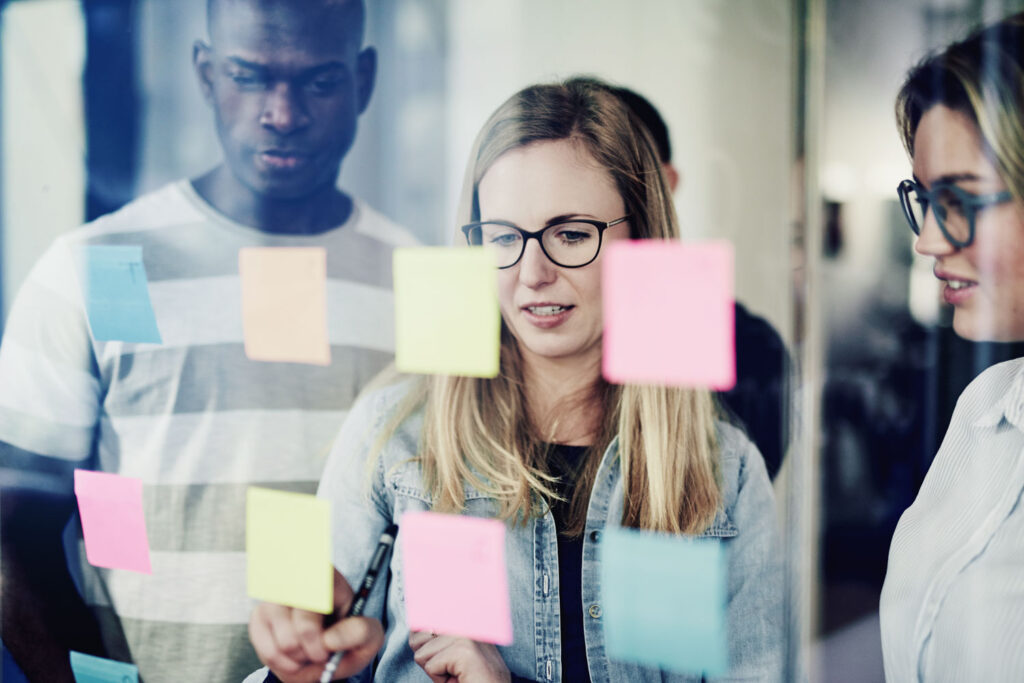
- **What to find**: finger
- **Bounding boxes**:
[291,608,330,663]
[422,646,460,682]
[249,604,308,675]
[332,567,356,615]
[322,616,385,679]
[411,634,455,666]
[408,630,437,652]
[265,605,310,663]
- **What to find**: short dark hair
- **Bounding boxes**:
[206,0,366,46]
[609,86,672,165]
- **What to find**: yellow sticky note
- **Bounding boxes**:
[239,247,331,365]
[246,487,332,614]
[394,247,500,377]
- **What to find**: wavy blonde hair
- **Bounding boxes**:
[379,77,721,535]
[896,11,1024,202]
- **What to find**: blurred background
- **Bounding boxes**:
[2,0,1024,680]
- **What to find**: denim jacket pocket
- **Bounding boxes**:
[386,459,499,506]
[697,508,739,539]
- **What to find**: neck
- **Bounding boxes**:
[521,349,604,446]
[191,165,353,235]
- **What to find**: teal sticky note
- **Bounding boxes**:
[70,651,138,683]
[600,527,728,676]
[78,245,162,343]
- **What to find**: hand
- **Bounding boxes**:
[249,569,385,683]
[409,631,511,683]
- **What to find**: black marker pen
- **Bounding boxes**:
[319,524,398,683]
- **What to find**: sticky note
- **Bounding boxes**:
[239,247,330,365]
[70,651,138,683]
[246,487,332,614]
[602,240,735,389]
[400,511,512,644]
[77,245,162,344]
[600,527,728,676]
[393,248,500,377]
[73,470,151,574]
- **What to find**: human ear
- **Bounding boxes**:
[192,40,215,104]
[354,47,377,114]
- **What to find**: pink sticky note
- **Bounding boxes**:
[239,247,331,365]
[602,240,735,389]
[73,470,152,574]
[401,512,512,645]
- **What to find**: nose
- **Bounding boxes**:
[517,238,558,289]
[913,204,957,258]
[260,82,310,135]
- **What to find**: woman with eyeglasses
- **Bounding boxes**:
[247,77,783,682]
[881,12,1024,682]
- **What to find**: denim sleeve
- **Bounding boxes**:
[709,431,785,682]
[317,385,404,683]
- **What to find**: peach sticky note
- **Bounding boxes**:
[400,511,512,645]
[246,487,333,614]
[73,470,151,574]
[393,247,500,377]
[239,247,330,365]
[602,240,735,389]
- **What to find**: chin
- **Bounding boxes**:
[952,313,1024,343]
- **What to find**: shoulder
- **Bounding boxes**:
[349,199,420,248]
[322,376,425,472]
[67,182,202,245]
[953,357,1024,423]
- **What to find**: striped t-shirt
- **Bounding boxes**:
[0,180,417,682]
[881,357,1024,681]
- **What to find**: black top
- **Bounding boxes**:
[718,302,791,480]
[546,443,592,683]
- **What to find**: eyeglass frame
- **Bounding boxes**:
[897,178,1013,249]
[460,215,631,269]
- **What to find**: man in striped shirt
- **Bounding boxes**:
[0,0,411,680]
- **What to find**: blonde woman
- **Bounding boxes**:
[881,12,1024,682]
[250,77,783,682]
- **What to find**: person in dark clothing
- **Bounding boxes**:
[612,86,792,479]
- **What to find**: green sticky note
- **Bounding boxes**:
[394,247,500,377]
[600,527,728,676]
[246,487,332,614]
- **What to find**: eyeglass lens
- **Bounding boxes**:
[903,183,971,244]
[469,222,602,267]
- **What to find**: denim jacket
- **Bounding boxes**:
[316,379,784,683]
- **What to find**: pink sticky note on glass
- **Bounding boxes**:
[73,470,152,574]
[239,247,331,366]
[401,512,512,645]
[602,240,735,389]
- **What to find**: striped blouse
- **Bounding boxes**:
[881,357,1024,682]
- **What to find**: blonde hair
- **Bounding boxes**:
[381,78,721,535]
[896,11,1024,203]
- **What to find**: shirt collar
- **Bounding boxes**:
[974,361,1024,429]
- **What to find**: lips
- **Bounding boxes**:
[258,149,310,171]
[934,268,978,305]
[520,302,574,328]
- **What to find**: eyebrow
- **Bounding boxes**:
[224,56,346,78]
[542,213,599,226]
[913,172,985,186]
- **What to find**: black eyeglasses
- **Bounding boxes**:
[897,178,1013,248]
[461,216,630,269]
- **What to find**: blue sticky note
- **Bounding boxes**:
[78,246,162,343]
[70,651,138,683]
[600,527,728,676]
